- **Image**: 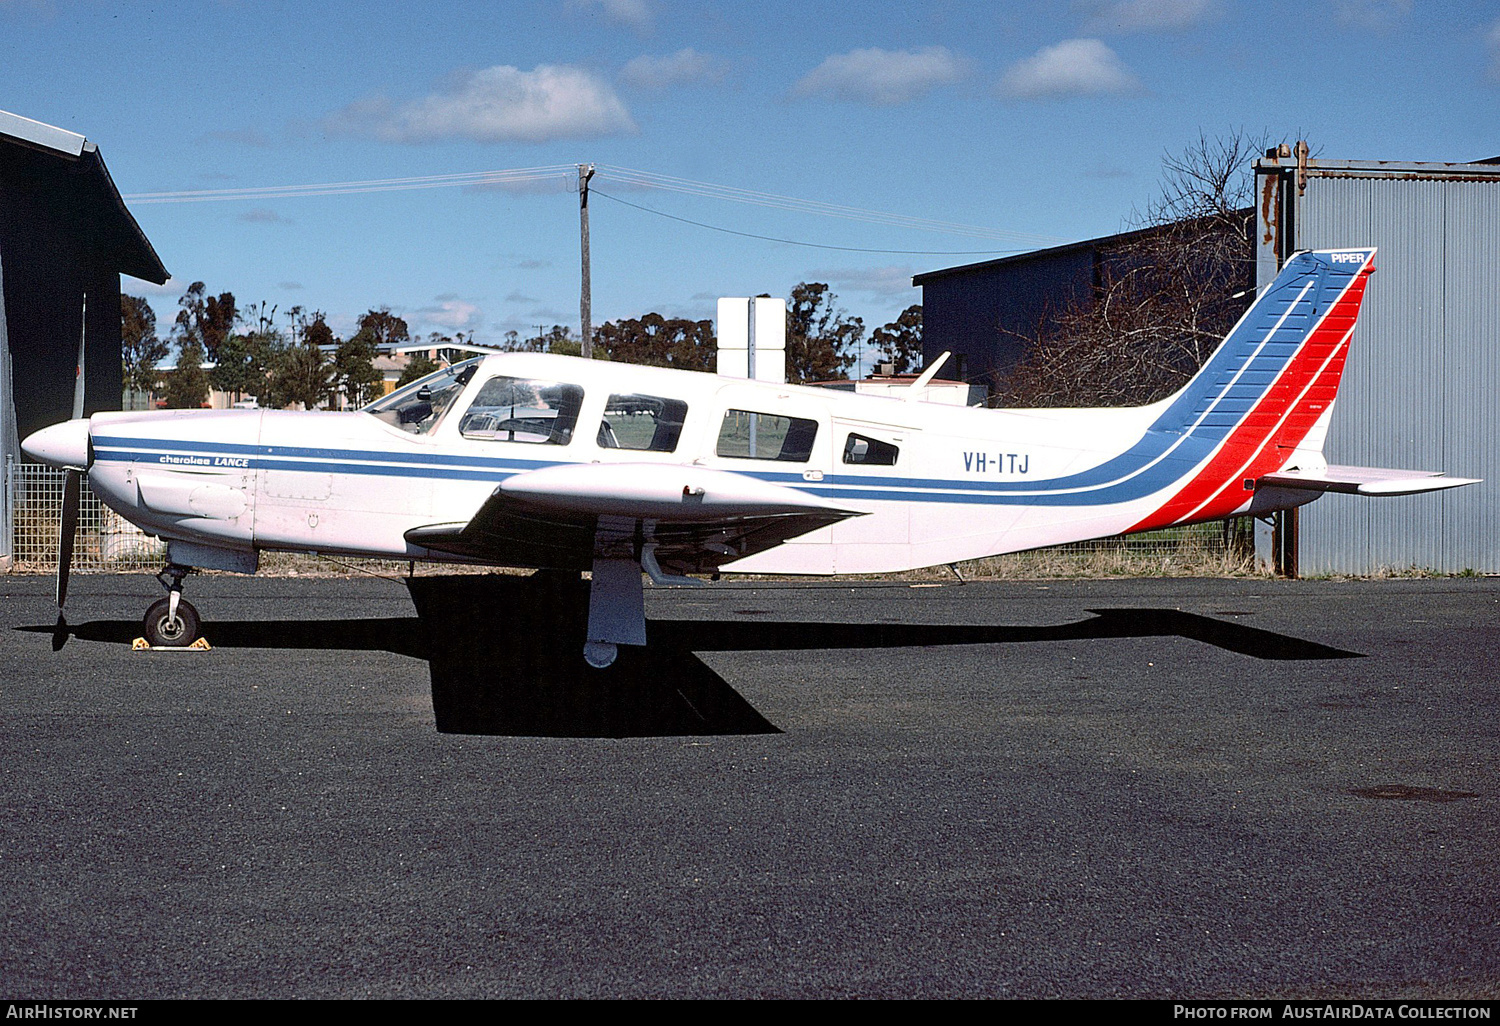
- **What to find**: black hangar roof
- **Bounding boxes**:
[0,108,169,285]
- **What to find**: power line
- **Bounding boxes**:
[592,190,1027,256]
[121,162,1063,248]
[597,164,1065,245]
[123,166,577,204]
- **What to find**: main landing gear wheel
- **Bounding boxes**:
[143,597,201,648]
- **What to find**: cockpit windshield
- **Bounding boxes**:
[365,358,481,435]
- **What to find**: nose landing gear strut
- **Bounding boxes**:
[143,564,202,647]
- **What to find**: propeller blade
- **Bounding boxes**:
[73,292,87,420]
[57,467,81,610]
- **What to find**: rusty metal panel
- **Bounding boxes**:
[1292,172,1499,574]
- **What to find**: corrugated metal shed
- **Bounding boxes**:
[1256,156,1500,574]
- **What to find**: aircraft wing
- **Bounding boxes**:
[1259,464,1481,496]
[405,462,860,574]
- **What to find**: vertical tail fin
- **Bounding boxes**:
[1130,248,1376,530]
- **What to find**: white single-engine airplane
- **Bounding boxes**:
[22,249,1478,665]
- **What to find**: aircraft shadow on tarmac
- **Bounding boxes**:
[28,573,1360,739]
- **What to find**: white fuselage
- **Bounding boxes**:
[80,351,1205,576]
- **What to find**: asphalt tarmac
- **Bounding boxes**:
[0,572,1496,999]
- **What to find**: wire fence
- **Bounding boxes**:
[4,459,1256,577]
[6,458,166,572]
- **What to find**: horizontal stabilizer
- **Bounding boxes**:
[1259,465,1481,496]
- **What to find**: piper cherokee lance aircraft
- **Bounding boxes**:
[21,248,1479,666]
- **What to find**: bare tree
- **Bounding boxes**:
[996,130,1268,408]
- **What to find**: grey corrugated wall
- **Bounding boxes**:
[1295,173,1498,574]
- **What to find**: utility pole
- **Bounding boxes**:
[578,163,595,359]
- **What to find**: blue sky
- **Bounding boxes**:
[4,0,1497,372]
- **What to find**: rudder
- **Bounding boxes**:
[1130,248,1377,530]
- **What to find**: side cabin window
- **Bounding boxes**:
[365,359,479,435]
[459,376,584,445]
[716,410,818,462]
[843,433,899,466]
[599,393,688,453]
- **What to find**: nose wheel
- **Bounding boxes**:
[144,564,202,647]
[143,596,201,647]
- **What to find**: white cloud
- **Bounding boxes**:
[569,0,653,32]
[997,39,1143,99]
[1487,17,1500,81]
[326,65,637,144]
[621,48,729,90]
[417,295,483,332]
[794,47,968,106]
[325,313,359,339]
[1076,0,1215,33]
[1331,0,1412,31]
[809,266,917,298]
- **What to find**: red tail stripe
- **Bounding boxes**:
[1128,269,1370,532]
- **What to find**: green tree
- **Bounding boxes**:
[218,300,286,404]
[209,332,264,403]
[331,308,409,407]
[163,338,210,409]
[173,284,205,353]
[174,282,238,363]
[203,290,237,361]
[264,341,334,410]
[786,283,862,384]
[514,324,582,355]
[596,313,715,370]
[336,334,381,409]
[396,353,440,387]
[262,312,335,410]
[870,305,923,375]
[355,308,410,348]
[302,310,336,351]
[165,286,215,408]
[209,303,267,403]
[121,294,167,397]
